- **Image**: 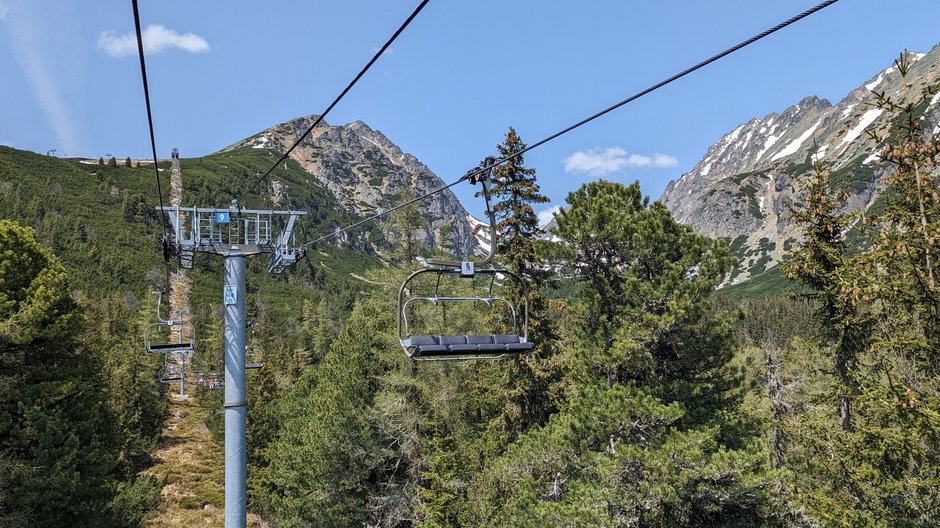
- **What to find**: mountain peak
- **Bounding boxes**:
[660,42,940,286]
[220,116,478,257]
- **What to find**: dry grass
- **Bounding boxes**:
[141,392,267,528]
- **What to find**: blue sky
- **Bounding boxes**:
[3,0,940,223]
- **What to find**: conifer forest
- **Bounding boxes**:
[2,21,940,528]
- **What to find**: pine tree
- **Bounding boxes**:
[0,220,124,526]
[474,181,787,526]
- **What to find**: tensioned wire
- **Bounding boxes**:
[300,0,842,249]
[131,0,173,289]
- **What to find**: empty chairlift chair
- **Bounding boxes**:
[396,157,535,361]
[146,320,195,355]
[398,267,533,361]
[159,364,182,383]
[246,345,263,370]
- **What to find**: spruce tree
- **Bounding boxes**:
[488,128,558,430]
[785,153,867,431]
[490,127,551,287]
[785,52,940,527]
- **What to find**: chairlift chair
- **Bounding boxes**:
[397,157,534,361]
[146,291,195,354]
[146,320,195,354]
[159,365,182,383]
[245,345,263,370]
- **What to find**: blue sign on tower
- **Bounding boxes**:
[215,211,230,223]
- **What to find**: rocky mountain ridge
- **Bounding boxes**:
[222,116,479,257]
[661,44,940,285]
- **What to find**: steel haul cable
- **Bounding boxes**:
[131,0,173,289]
[300,0,841,250]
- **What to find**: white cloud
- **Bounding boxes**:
[563,147,678,176]
[370,45,394,57]
[537,205,560,228]
[652,153,679,168]
[0,141,13,147]
[563,147,628,176]
[97,24,209,58]
[0,3,10,20]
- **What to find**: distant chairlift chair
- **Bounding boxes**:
[159,361,182,383]
[145,291,195,355]
[146,320,195,355]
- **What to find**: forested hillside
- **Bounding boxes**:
[2,64,940,528]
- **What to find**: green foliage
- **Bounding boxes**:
[0,220,128,527]
[256,302,394,527]
[107,475,163,527]
[777,53,940,527]
[464,180,788,525]
[388,189,429,264]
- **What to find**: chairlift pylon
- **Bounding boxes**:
[397,157,533,361]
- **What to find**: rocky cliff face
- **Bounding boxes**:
[222,116,478,257]
[661,45,940,285]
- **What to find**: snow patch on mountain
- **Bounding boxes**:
[839,108,883,152]
[771,120,821,161]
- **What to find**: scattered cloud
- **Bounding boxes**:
[0,141,13,147]
[563,147,678,176]
[97,24,209,57]
[370,45,394,57]
[646,153,680,168]
[0,2,9,20]
[537,205,561,228]
[563,147,629,176]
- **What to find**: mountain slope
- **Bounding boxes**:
[222,116,478,257]
[661,45,940,286]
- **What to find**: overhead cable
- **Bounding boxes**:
[131,0,174,292]
[242,0,432,200]
[131,0,169,243]
[302,0,841,249]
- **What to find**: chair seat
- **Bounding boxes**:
[149,342,193,352]
[402,334,533,358]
